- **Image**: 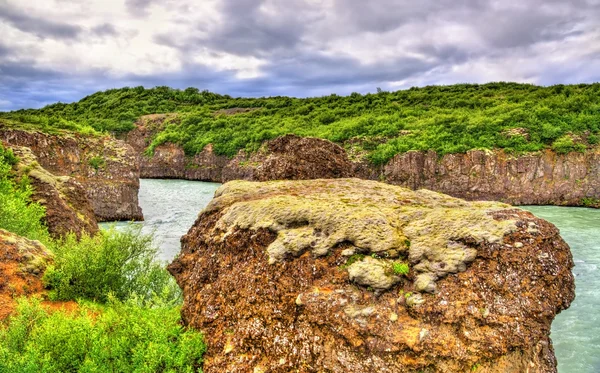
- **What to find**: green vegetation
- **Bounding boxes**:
[87,156,106,171]
[43,226,180,304]
[392,262,410,276]
[0,145,50,243]
[341,253,366,269]
[2,82,600,164]
[581,197,600,207]
[0,297,205,373]
[0,144,205,372]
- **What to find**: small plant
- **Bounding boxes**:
[340,254,365,269]
[88,156,106,171]
[392,262,410,275]
[581,197,600,207]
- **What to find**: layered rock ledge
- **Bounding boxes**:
[0,126,143,221]
[169,178,575,373]
[126,115,600,207]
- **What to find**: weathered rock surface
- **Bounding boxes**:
[10,147,98,238]
[0,229,53,319]
[125,116,354,182]
[221,135,354,182]
[0,126,143,221]
[384,149,600,207]
[169,178,574,373]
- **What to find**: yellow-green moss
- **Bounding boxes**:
[209,178,517,293]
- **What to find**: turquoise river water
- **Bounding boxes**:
[102,179,600,372]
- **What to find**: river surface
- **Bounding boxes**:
[101,179,600,372]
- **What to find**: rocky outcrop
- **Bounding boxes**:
[11,146,98,238]
[126,116,354,182]
[0,229,53,319]
[168,179,574,373]
[384,149,600,207]
[221,135,353,182]
[0,126,143,221]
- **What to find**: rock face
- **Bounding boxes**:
[125,116,354,182]
[0,126,143,221]
[221,135,354,182]
[384,149,600,207]
[10,147,99,238]
[169,179,574,373]
[0,229,53,319]
[125,115,600,207]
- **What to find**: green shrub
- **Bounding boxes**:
[0,145,50,243]
[551,135,586,154]
[0,297,205,373]
[43,226,180,304]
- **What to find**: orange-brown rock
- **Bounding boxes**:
[10,146,98,239]
[0,229,52,319]
[169,179,574,373]
[0,124,143,221]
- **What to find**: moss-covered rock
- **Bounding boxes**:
[209,178,516,292]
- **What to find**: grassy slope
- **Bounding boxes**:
[2,82,600,164]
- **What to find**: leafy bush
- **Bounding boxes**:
[43,226,180,304]
[0,297,205,373]
[0,145,50,243]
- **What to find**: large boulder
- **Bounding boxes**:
[169,178,574,373]
[0,229,53,319]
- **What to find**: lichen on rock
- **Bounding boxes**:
[209,178,516,292]
[170,178,575,373]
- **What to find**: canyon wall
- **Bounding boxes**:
[0,126,143,221]
[126,116,600,207]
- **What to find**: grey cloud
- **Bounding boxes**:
[181,0,319,57]
[125,0,157,16]
[0,3,82,39]
[91,23,118,37]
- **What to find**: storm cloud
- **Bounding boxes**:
[0,0,599,110]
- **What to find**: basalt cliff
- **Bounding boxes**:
[168,178,575,373]
[126,115,600,208]
[0,125,143,222]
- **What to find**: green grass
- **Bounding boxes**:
[2,82,600,164]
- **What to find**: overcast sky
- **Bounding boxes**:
[1,0,599,110]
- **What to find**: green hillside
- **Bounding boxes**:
[2,82,600,164]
